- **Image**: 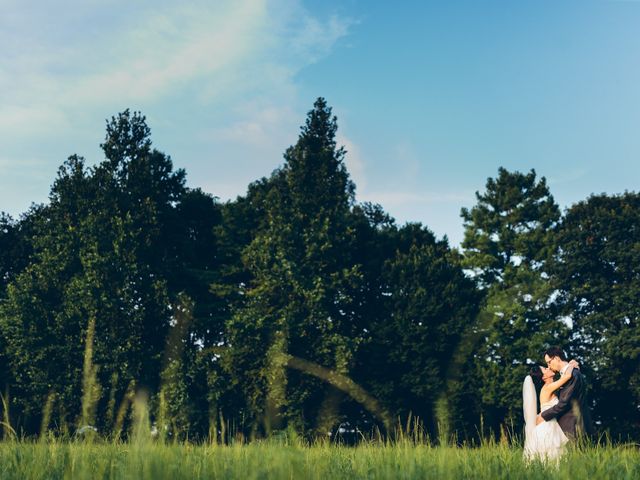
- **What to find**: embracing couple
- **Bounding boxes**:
[522,346,594,462]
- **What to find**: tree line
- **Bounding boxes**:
[0,99,638,441]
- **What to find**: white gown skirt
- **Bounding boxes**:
[524,401,569,462]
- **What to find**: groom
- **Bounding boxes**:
[535,346,593,440]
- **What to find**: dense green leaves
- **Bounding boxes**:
[0,102,638,443]
[461,168,566,433]
[0,112,187,433]
[551,193,640,437]
[354,224,480,436]
[220,98,363,436]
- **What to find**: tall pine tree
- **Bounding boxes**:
[0,111,187,434]
[551,193,640,439]
[221,98,363,436]
[460,168,563,434]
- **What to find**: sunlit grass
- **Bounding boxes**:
[0,438,637,479]
[1,319,637,479]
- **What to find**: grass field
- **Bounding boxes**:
[0,439,638,479]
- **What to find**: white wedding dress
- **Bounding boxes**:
[524,396,569,461]
[522,376,569,462]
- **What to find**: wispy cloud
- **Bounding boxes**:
[0,0,353,130]
[337,133,367,192]
[1,1,283,128]
[0,0,355,213]
[356,188,472,246]
[547,168,590,186]
[360,191,472,207]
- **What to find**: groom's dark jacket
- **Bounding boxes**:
[540,368,594,439]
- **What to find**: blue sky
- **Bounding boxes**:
[2,0,639,245]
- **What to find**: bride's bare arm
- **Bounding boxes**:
[545,363,576,393]
[536,360,581,423]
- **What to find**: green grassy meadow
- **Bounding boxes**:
[0,440,638,479]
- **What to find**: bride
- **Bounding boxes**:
[522,360,577,461]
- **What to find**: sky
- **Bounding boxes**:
[2,0,640,246]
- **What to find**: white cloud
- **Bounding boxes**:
[0,105,70,135]
[0,0,355,214]
[1,1,268,127]
[391,140,422,183]
[337,133,367,192]
[355,188,471,246]
[359,190,471,207]
[0,0,353,134]
[548,167,589,186]
[210,103,299,149]
[72,1,272,104]
[289,13,352,63]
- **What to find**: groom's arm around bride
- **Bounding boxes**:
[537,347,593,440]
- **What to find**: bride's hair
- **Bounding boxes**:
[528,365,544,394]
[527,365,544,412]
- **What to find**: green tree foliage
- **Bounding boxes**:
[0,208,42,300]
[220,98,364,436]
[0,212,26,406]
[2,101,639,443]
[203,175,285,438]
[354,223,480,437]
[157,293,198,439]
[0,111,186,433]
[460,168,564,432]
[0,214,21,301]
[168,189,226,439]
[1,156,100,431]
[551,193,640,438]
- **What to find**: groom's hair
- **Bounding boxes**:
[544,346,567,361]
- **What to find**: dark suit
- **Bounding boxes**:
[540,368,593,440]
